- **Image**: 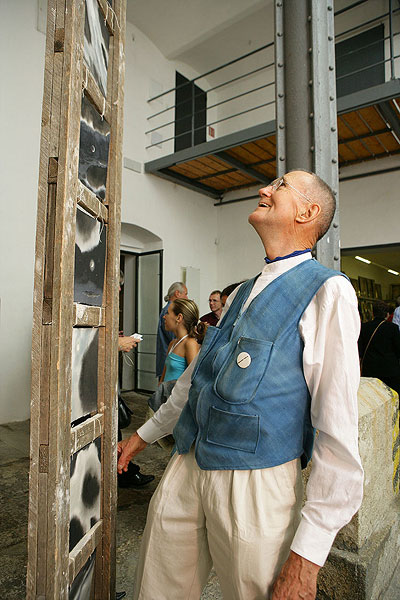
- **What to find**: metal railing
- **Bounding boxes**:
[145,0,400,155]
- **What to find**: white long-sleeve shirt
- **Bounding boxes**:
[138,253,364,566]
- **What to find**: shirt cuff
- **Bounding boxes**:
[290,518,337,567]
[137,419,165,445]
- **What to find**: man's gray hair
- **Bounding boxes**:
[289,169,336,242]
[164,281,186,302]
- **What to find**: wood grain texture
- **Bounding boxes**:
[82,63,112,123]
[68,520,103,584]
[95,1,126,597]
[26,1,57,596]
[70,413,104,455]
[77,180,109,222]
[28,0,127,597]
[73,303,105,327]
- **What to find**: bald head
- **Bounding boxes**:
[288,170,336,243]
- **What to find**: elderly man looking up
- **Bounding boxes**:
[200,290,222,326]
[119,170,363,600]
[155,281,188,380]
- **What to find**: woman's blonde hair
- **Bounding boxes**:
[171,299,199,336]
[171,299,208,343]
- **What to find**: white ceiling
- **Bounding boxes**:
[126,0,273,72]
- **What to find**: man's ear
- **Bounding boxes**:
[295,202,321,224]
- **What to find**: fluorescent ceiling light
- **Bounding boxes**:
[388,269,399,276]
[355,255,371,264]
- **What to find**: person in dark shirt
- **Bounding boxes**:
[199,290,222,326]
[359,301,400,399]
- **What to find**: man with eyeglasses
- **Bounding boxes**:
[118,170,363,600]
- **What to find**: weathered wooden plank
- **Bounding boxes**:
[95,1,126,597]
[82,63,112,123]
[73,303,105,327]
[98,0,116,35]
[70,413,104,455]
[44,1,86,597]
[49,52,64,158]
[26,0,58,595]
[77,180,109,222]
[43,182,57,300]
[36,473,48,598]
[39,325,51,445]
[54,28,65,52]
[69,520,103,585]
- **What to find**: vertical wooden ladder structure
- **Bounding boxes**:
[27,1,126,597]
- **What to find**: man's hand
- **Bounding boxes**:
[117,432,147,473]
[118,336,138,353]
[271,551,320,600]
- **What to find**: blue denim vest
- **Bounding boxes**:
[173,260,343,470]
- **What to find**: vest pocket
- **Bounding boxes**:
[214,336,273,404]
[206,406,260,453]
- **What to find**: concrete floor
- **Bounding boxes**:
[1,392,399,599]
[0,392,221,599]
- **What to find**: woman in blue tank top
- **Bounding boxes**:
[160,298,203,382]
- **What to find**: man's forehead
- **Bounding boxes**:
[285,170,311,185]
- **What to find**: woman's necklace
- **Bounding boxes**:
[169,334,189,354]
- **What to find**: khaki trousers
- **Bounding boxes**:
[133,449,302,600]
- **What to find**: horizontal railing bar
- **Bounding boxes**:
[148,88,208,120]
[145,99,275,149]
[337,31,400,62]
[147,63,274,122]
[334,0,370,17]
[148,41,274,102]
[337,54,400,81]
[335,7,400,41]
[146,82,275,135]
[203,62,274,94]
[206,100,275,129]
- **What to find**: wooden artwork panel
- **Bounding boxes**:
[69,438,101,551]
[84,0,110,97]
[69,551,96,600]
[74,206,106,306]
[79,95,110,202]
[71,327,99,423]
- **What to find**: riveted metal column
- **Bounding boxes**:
[275,0,340,269]
[311,0,340,269]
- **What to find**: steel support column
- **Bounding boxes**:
[275,0,340,269]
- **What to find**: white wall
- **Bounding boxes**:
[1,1,399,423]
[122,21,219,315]
[0,4,219,423]
[339,156,400,249]
[216,156,400,287]
[0,0,45,422]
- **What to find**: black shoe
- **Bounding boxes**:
[118,470,155,488]
[116,592,126,600]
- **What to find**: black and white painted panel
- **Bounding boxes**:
[69,438,101,553]
[69,551,96,600]
[84,0,110,97]
[71,327,99,423]
[79,95,110,202]
[74,205,106,306]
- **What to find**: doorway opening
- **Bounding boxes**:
[341,243,400,321]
